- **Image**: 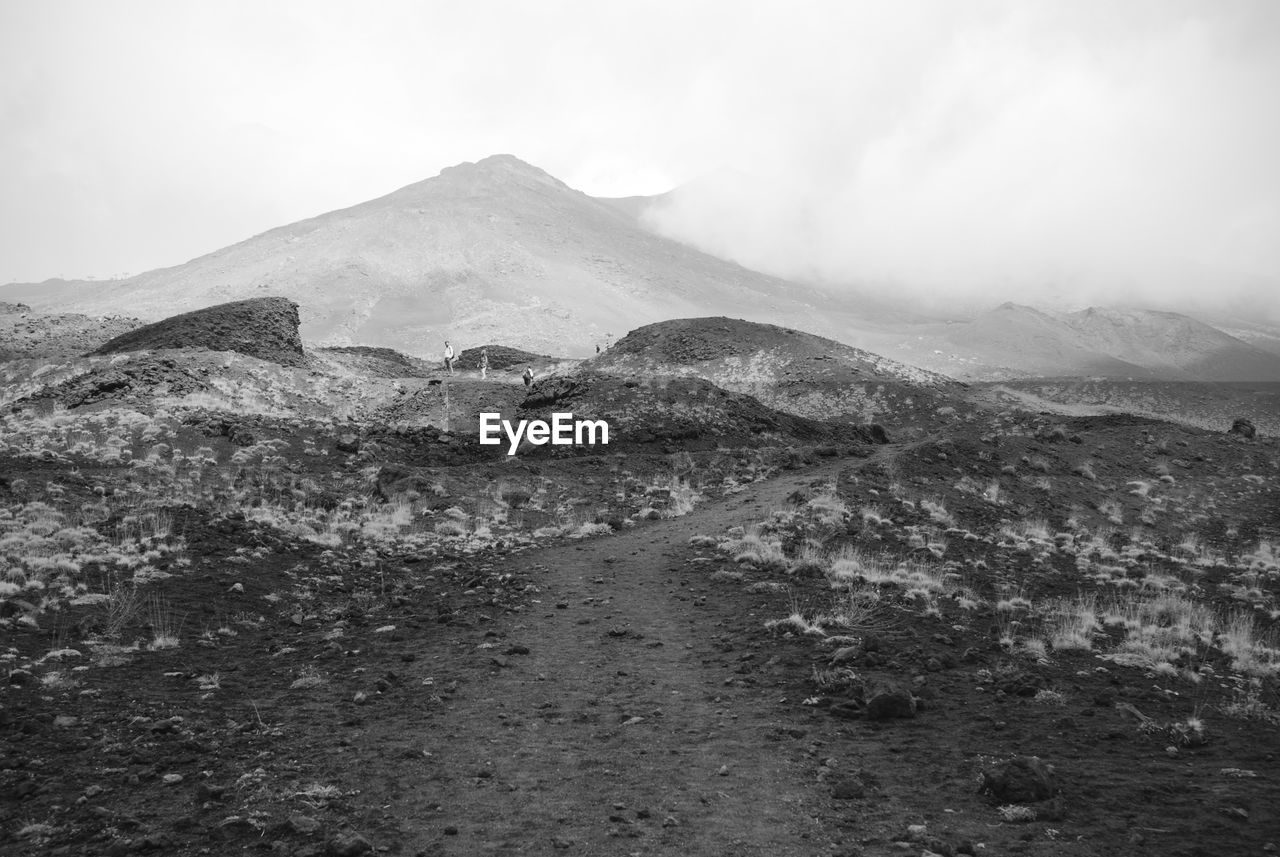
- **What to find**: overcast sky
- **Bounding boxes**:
[2,1,1278,317]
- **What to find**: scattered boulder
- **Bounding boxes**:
[831,776,867,799]
[335,433,361,454]
[326,831,373,856]
[992,667,1048,698]
[864,681,917,720]
[980,756,1057,803]
[1229,418,1256,439]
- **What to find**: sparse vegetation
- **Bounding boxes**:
[2,303,1277,856]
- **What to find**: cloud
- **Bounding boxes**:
[639,2,1280,318]
[1,0,1277,321]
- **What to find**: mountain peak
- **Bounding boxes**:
[435,153,568,189]
[474,153,535,169]
[992,301,1041,314]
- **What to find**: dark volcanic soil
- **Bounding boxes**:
[3,435,1278,856]
[3,320,1280,857]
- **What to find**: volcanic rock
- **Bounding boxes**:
[864,682,917,720]
[980,756,1057,803]
[92,296,305,367]
[1230,418,1256,439]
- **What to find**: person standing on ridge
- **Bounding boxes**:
[443,340,455,375]
[523,366,534,387]
[480,347,489,380]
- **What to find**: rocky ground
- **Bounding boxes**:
[0,303,142,361]
[2,307,1279,856]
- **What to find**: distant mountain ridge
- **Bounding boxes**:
[5,154,1278,381]
[867,302,1280,382]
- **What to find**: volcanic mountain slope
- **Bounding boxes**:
[92,296,305,367]
[1203,314,1280,359]
[1,155,867,358]
[589,316,967,432]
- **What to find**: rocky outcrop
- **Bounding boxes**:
[455,345,552,371]
[92,296,305,367]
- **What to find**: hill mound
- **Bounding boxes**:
[455,345,554,371]
[316,346,433,378]
[591,317,965,430]
[91,296,305,367]
[513,371,879,453]
[1,302,143,361]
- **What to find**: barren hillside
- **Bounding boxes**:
[590,316,967,432]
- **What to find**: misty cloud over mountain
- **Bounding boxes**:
[3,2,1277,323]
[632,4,1280,319]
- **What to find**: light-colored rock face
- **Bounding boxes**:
[0,156,877,360]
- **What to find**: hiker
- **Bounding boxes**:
[523,366,534,387]
[443,340,454,375]
[480,347,489,380]
[595,344,600,354]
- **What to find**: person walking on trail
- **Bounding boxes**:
[523,366,534,387]
[443,340,455,375]
[480,347,489,380]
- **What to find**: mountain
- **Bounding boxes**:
[9,154,1275,381]
[866,303,1280,382]
[0,155,868,359]
[1203,315,1280,359]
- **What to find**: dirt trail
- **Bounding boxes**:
[348,450,900,855]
